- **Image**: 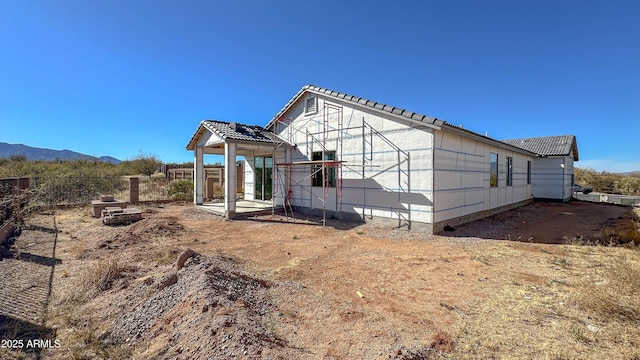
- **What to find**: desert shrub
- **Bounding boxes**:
[574,168,628,194]
[119,153,162,176]
[614,177,640,195]
[167,179,194,201]
[597,224,640,248]
[0,157,126,178]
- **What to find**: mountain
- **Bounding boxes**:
[98,156,122,164]
[0,142,121,164]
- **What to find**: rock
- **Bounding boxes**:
[157,272,178,289]
[175,248,196,270]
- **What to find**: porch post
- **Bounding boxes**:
[224,142,237,219]
[194,146,205,205]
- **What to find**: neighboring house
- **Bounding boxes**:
[186,85,579,233]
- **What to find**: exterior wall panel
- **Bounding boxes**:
[433,131,534,225]
[272,94,435,227]
[531,157,571,200]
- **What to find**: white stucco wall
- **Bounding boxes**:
[532,156,574,201]
[243,156,255,201]
[432,130,534,224]
[272,93,435,227]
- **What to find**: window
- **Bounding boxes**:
[304,95,317,115]
[506,156,513,186]
[311,151,336,187]
[527,160,532,185]
[490,153,498,187]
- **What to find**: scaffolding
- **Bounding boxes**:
[271,100,410,227]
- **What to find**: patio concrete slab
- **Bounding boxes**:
[197,200,279,217]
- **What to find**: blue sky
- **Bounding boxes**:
[1,0,638,171]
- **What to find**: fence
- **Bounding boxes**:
[1,176,173,208]
[0,176,180,243]
[166,166,244,194]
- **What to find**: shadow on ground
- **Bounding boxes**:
[439,200,636,244]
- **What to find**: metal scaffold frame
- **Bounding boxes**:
[271,98,410,228]
[271,102,344,226]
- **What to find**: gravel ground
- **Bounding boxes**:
[106,253,297,359]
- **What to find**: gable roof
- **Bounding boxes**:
[266,84,446,130]
[186,120,277,150]
[265,85,550,157]
[502,135,579,160]
[190,85,578,161]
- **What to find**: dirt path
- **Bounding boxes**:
[0,214,60,358]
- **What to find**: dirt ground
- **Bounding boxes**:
[2,200,639,359]
[447,200,634,243]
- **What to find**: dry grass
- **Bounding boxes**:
[28,204,640,359]
[44,251,142,359]
[453,245,640,359]
[151,247,180,266]
[574,254,640,322]
[82,258,124,293]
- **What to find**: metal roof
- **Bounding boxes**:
[186,120,278,150]
[266,84,446,129]
[502,135,579,160]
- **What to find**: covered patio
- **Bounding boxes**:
[186,120,287,219]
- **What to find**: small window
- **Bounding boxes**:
[304,95,317,115]
[506,156,513,186]
[311,151,336,187]
[490,153,498,187]
[527,160,532,185]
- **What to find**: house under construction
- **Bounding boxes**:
[186,85,579,232]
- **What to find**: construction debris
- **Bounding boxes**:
[91,194,126,218]
[101,207,142,225]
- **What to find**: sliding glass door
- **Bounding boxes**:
[254,156,272,201]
